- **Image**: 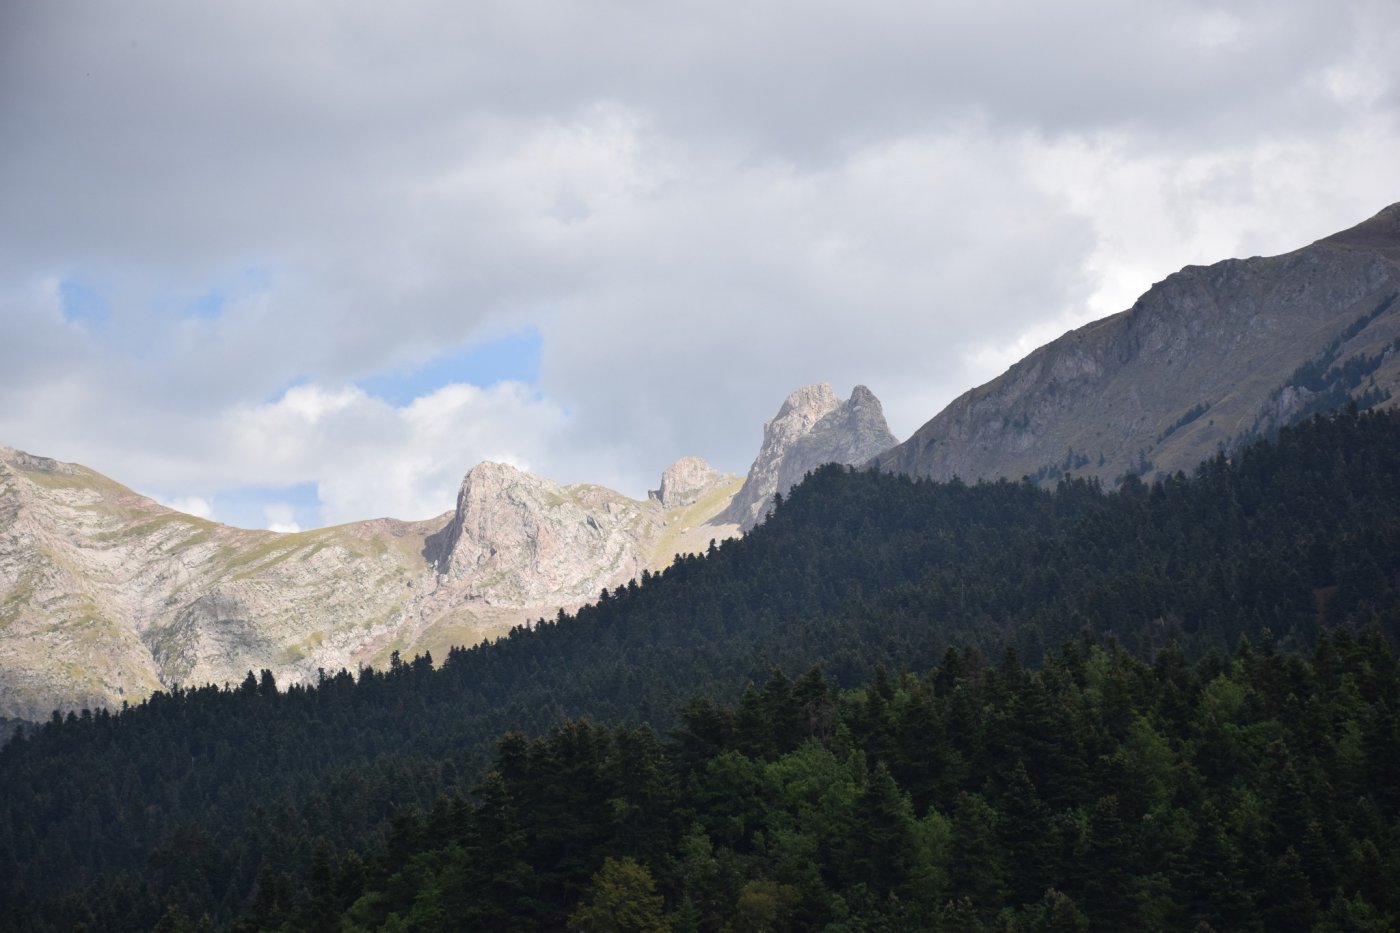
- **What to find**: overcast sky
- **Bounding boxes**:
[2,1,1397,531]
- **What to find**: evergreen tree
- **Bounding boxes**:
[567,857,671,933]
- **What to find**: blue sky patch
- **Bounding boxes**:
[184,288,225,319]
[58,279,110,328]
[173,266,271,320]
[211,481,321,531]
[357,328,542,406]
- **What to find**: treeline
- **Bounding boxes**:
[244,631,1400,931]
[3,408,1400,929]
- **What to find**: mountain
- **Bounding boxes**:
[719,383,898,530]
[872,202,1400,484]
[0,447,740,721]
[6,408,1400,930]
[9,202,1397,723]
[430,459,739,607]
[0,380,897,721]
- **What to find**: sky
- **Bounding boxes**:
[2,1,1397,532]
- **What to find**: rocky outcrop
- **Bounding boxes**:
[779,386,895,496]
[440,461,663,606]
[872,202,1400,486]
[649,456,728,509]
[6,371,881,720]
[720,384,899,530]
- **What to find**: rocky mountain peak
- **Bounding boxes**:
[719,384,898,530]
[774,383,841,423]
[439,461,660,607]
[650,456,725,509]
[0,447,80,476]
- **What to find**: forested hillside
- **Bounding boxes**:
[267,635,1400,931]
[4,409,1400,930]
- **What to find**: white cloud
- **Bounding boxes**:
[215,381,567,526]
[262,504,302,534]
[0,0,1397,525]
[157,495,214,520]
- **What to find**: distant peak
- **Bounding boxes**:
[719,382,897,530]
[0,447,80,476]
[848,384,880,406]
[661,455,716,481]
[776,384,838,419]
[650,456,727,509]
[462,460,530,484]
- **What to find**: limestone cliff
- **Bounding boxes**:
[720,384,899,530]
[872,203,1400,485]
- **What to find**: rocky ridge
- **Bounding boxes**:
[720,384,899,530]
[437,459,736,606]
[3,371,908,721]
[872,203,1400,486]
[0,449,741,721]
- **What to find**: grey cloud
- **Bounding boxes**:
[1,0,1397,519]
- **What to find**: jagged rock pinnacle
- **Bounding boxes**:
[719,384,898,530]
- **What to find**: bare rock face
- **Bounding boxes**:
[650,456,727,509]
[872,202,1400,486]
[440,461,663,606]
[778,385,895,495]
[720,384,899,530]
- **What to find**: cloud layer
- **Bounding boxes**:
[1,1,1397,527]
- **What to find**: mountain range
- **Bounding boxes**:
[0,385,894,721]
[3,202,1398,722]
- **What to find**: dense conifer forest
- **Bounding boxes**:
[258,635,1400,931]
[3,409,1400,930]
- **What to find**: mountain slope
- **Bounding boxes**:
[0,448,740,721]
[872,203,1400,484]
[0,446,447,720]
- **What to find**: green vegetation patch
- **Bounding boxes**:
[0,573,37,627]
[91,511,208,544]
[221,530,364,579]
